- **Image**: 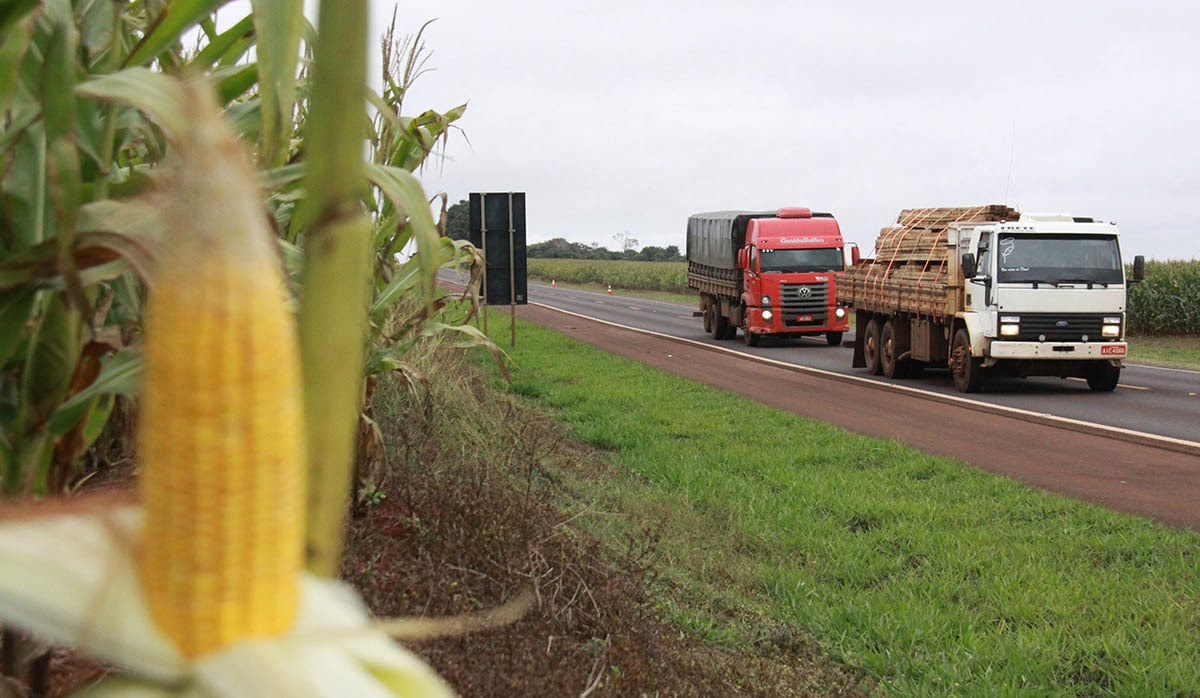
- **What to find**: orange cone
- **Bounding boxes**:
[551,279,556,288]
[607,285,612,295]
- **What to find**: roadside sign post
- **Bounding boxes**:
[469,192,527,347]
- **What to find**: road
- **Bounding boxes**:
[533,282,1200,449]
[472,279,1200,530]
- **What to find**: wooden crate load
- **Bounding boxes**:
[841,205,1019,318]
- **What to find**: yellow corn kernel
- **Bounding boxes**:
[136,83,305,658]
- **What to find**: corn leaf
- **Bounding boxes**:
[122,0,230,69]
[370,237,471,323]
[190,13,254,70]
[76,68,189,137]
[212,62,259,105]
[251,0,303,167]
[48,347,141,436]
[0,287,36,368]
[19,292,79,432]
[0,11,35,116]
[365,163,439,312]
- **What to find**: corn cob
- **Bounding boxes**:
[136,83,305,658]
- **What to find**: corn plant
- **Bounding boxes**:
[1,0,479,495]
[0,0,488,692]
[1127,259,1200,335]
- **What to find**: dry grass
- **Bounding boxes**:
[339,339,872,696]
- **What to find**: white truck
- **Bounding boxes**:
[837,206,1145,392]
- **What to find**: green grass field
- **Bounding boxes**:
[481,312,1200,696]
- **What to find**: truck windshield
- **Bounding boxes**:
[996,234,1123,285]
[759,248,844,273]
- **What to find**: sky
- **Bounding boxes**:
[336,2,1197,260]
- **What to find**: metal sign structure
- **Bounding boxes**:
[468,192,527,345]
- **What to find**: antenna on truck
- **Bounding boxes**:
[1004,120,1016,206]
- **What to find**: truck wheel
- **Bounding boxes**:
[1086,363,1121,392]
[702,302,713,334]
[713,311,731,340]
[723,320,739,340]
[862,318,882,375]
[825,331,843,347]
[744,328,759,347]
[950,329,984,393]
[881,320,907,379]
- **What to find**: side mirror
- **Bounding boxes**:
[961,252,977,280]
[1132,255,1145,283]
[849,243,860,266]
[738,247,749,270]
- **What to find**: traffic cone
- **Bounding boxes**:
[551,279,556,287]
[607,285,612,295]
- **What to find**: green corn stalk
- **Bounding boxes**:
[297,0,374,578]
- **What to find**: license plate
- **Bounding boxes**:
[796,314,814,322]
[1101,344,1126,356]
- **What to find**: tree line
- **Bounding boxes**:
[444,199,684,261]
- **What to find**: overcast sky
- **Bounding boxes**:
[361,1,1198,260]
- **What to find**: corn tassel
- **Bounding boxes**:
[136,83,305,658]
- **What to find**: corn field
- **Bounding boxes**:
[529,258,689,293]
[0,1,482,694]
[1127,259,1200,335]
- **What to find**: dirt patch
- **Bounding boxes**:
[341,405,872,697]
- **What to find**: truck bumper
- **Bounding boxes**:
[751,308,848,334]
[987,341,1127,360]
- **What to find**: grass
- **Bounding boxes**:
[1127,335,1200,370]
[480,311,1200,696]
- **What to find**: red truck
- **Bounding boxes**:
[686,207,857,346]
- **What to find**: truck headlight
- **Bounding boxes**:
[761,294,772,307]
[999,315,1020,337]
[761,309,773,321]
[1102,323,1121,338]
[835,307,846,319]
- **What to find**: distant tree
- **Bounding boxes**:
[445,198,470,240]
[613,231,639,253]
[637,245,682,262]
[529,237,595,258]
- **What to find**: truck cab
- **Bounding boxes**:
[738,208,855,346]
[952,214,1143,391]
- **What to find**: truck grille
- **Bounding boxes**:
[779,283,828,327]
[1012,314,1108,342]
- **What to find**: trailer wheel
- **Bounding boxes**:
[1086,362,1121,392]
[825,331,843,347]
[950,329,984,393]
[881,319,907,379]
[862,318,882,375]
[702,301,713,334]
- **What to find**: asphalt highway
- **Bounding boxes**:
[529,282,1200,450]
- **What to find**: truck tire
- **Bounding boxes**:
[744,328,759,346]
[880,319,907,379]
[713,310,732,340]
[825,331,843,347]
[862,318,882,375]
[1086,362,1121,392]
[950,329,984,393]
[702,302,713,334]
